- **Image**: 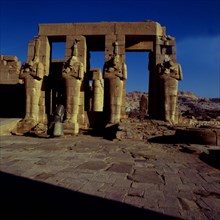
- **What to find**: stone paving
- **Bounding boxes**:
[0,134,220,219]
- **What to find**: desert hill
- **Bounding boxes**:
[111,91,220,141]
[126,91,220,121]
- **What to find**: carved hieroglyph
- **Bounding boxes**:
[158,59,183,124]
[62,42,84,134]
[104,42,127,124]
[90,68,104,112]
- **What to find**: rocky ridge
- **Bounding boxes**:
[126,91,220,121]
[120,91,220,142]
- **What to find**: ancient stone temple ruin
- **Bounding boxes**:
[12,21,183,135]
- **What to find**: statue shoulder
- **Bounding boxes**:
[37,62,44,69]
[79,62,84,68]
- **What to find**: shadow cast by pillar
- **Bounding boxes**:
[199,149,220,170]
[82,123,119,141]
[148,135,179,144]
[0,171,181,220]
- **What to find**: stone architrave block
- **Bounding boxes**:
[38,22,164,36]
[115,21,159,35]
[39,22,164,38]
[75,22,114,35]
[39,23,76,36]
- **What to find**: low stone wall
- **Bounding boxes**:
[0,55,21,84]
[175,127,220,146]
[0,55,25,118]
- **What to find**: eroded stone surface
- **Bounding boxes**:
[2,21,183,136]
[1,134,219,219]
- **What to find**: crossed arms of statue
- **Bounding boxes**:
[62,62,84,80]
[104,63,127,80]
[158,62,183,81]
[115,63,127,80]
[20,62,44,80]
[169,64,183,80]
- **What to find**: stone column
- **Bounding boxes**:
[116,35,127,120]
[91,68,104,112]
[63,36,86,134]
[148,43,158,119]
[155,35,180,124]
[26,36,50,123]
[38,36,50,123]
[105,34,117,62]
[15,37,47,134]
[104,35,127,124]
[149,33,177,121]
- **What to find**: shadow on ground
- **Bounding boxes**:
[148,135,179,144]
[82,124,118,140]
[148,136,220,170]
[0,171,180,220]
[199,150,220,170]
[0,84,25,118]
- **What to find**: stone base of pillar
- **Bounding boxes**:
[63,121,79,135]
[12,119,38,135]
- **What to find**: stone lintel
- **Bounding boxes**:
[126,41,154,51]
[39,22,114,36]
[115,21,163,35]
[38,21,164,37]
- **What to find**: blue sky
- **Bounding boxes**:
[0,0,219,98]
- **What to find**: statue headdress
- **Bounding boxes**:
[34,37,40,59]
[114,41,119,56]
[72,39,79,57]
